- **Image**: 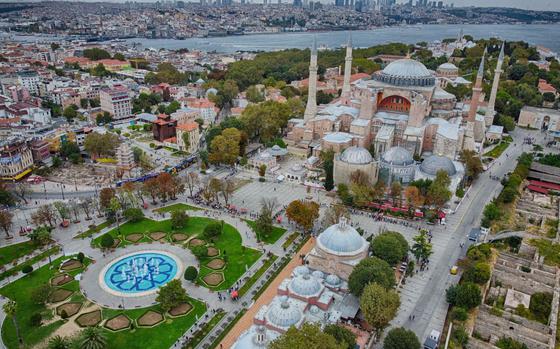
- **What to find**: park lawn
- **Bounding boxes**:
[483,139,511,158]
[243,219,286,244]
[101,298,206,349]
[0,246,61,282]
[196,223,262,291]
[0,240,38,268]
[0,256,89,349]
[155,203,202,213]
[74,221,111,239]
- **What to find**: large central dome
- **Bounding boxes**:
[374,58,435,87]
[317,218,368,256]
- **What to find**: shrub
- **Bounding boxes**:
[100,233,115,249]
[451,307,468,322]
[463,262,491,284]
[456,187,465,198]
[184,266,198,281]
[77,252,85,263]
[29,313,42,327]
[258,177,265,182]
[171,210,189,229]
[446,282,482,310]
[123,208,144,222]
[496,337,528,349]
[452,326,469,346]
[191,245,208,258]
[60,309,69,319]
[467,244,492,261]
[31,284,52,305]
[203,222,222,240]
[22,265,34,274]
[529,292,553,323]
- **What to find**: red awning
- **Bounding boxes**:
[527,184,549,194]
[529,180,560,191]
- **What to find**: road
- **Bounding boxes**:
[389,127,537,345]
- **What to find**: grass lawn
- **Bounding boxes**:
[196,222,261,291]
[155,203,202,213]
[483,139,511,158]
[0,256,89,349]
[0,240,38,268]
[529,239,560,266]
[282,232,300,250]
[93,217,262,291]
[74,221,110,239]
[0,246,60,281]
[243,219,286,244]
[101,299,206,349]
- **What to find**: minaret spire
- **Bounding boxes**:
[467,48,485,122]
[485,42,505,126]
[304,36,318,122]
[341,33,353,102]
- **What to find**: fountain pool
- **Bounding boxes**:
[102,252,179,295]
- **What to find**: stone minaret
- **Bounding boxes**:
[304,36,318,122]
[467,48,486,122]
[341,33,353,102]
[485,42,505,127]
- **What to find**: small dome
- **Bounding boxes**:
[312,270,324,279]
[293,266,310,277]
[381,146,414,166]
[420,155,456,176]
[267,296,302,328]
[289,274,322,296]
[323,132,353,144]
[205,87,218,97]
[325,274,341,286]
[339,146,373,165]
[438,62,458,71]
[317,218,367,255]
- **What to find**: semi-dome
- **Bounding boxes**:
[375,59,435,87]
[317,218,367,256]
[339,146,373,165]
[289,274,322,296]
[420,155,456,176]
[325,274,341,287]
[381,146,415,166]
[267,296,302,328]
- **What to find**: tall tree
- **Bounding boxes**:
[426,170,452,208]
[383,327,421,349]
[460,150,484,183]
[185,172,199,197]
[79,327,107,349]
[12,182,30,204]
[31,204,57,228]
[411,230,433,262]
[286,199,320,233]
[404,186,424,210]
[220,179,235,206]
[3,300,22,346]
[371,231,409,266]
[269,323,344,349]
[99,188,116,210]
[360,283,400,339]
[208,128,241,165]
[348,257,395,296]
[255,198,277,241]
[142,178,159,204]
[0,210,13,237]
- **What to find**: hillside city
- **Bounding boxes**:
[0,2,560,349]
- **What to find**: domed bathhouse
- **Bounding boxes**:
[232,218,367,349]
[306,217,369,280]
[415,154,465,195]
[378,146,416,185]
[333,146,379,185]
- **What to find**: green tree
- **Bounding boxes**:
[91,63,109,77]
[80,98,89,109]
[155,279,189,312]
[246,85,265,103]
[62,106,78,121]
[48,335,71,349]
[446,282,482,310]
[79,326,107,349]
[184,266,198,281]
[495,337,528,349]
[83,48,111,60]
[3,300,22,346]
[323,324,357,349]
[100,233,115,249]
[208,128,241,165]
[31,284,53,305]
[497,115,516,132]
[321,150,335,191]
[113,53,126,61]
[529,292,553,323]
[165,100,181,115]
[371,231,409,266]
[203,222,222,240]
[482,201,501,228]
[411,230,433,262]
[383,327,421,349]
[123,208,144,222]
[28,226,52,246]
[171,210,189,229]
[84,132,119,158]
[460,150,484,182]
[348,257,395,296]
[463,261,491,284]
[255,199,274,242]
[269,323,344,349]
[360,283,400,338]
[426,170,452,208]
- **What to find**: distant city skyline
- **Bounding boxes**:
[10,0,560,11]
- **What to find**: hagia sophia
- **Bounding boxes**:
[285,35,506,187]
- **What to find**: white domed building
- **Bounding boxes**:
[333,146,379,185]
[379,146,416,184]
[306,217,369,280]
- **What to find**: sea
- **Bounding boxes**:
[5,23,560,54]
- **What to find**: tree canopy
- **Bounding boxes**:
[269,323,345,349]
[348,257,395,296]
[383,327,421,349]
[371,231,409,266]
[360,282,400,337]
